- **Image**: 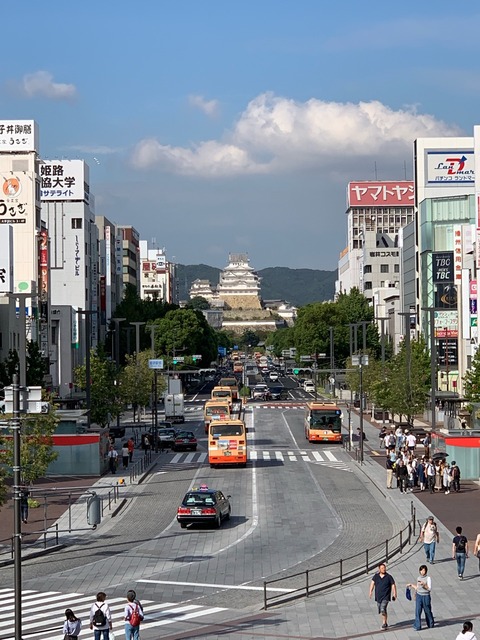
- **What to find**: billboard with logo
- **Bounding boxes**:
[40,160,90,202]
[348,181,414,207]
[425,150,474,185]
[0,120,39,153]
[0,173,32,225]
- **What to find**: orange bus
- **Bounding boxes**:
[208,419,248,468]
[203,399,231,433]
[218,377,239,400]
[211,386,234,406]
[304,401,343,443]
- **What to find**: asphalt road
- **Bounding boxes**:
[0,374,401,639]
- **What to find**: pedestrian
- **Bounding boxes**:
[417,457,426,491]
[107,446,118,474]
[425,458,436,493]
[63,608,82,640]
[386,455,395,489]
[19,484,30,524]
[434,460,443,491]
[379,425,387,448]
[405,430,416,453]
[368,562,397,630]
[89,592,112,640]
[406,564,434,631]
[455,620,477,640]
[473,533,480,571]
[121,442,129,469]
[385,430,396,452]
[443,463,452,494]
[420,516,440,564]
[127,437,135,463]
[450,461,461,492]
[124,589,144,640]
[143,434,151,454]
[396,459,408,493]
[423,433,431,459]
[452,525,469,580]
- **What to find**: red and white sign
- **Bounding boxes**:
[348,181,414,207]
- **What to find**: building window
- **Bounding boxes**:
[72,218,82,229]
[364,265,372,273]
[394,264,400,273]
[380,264,389,273]
[364,281,372,290]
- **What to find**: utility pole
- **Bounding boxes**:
[77,310,98,428]
[375,317,388,429]
[12,373,22,640]
[352,354,368,464]
[422,307,437,433]
[329,326,335,397]
[111,318,126,429]
[131,322,146,356]
[399,311,412,420]
[8,293,34,388]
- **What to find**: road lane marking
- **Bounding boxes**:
[138,579,293,593]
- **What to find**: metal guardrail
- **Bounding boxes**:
[263,507,416,610]
[129,449,152,483]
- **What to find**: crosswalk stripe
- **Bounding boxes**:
[161,450,349,466]
[0,590,228,640]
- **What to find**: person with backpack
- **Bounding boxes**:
[124,589,144,640]
[420,516,440,564]
[89,592,112,640]
[425,459,436,493]
[450,461,461,492]
[452,526,469,580]
[63,608,82,640]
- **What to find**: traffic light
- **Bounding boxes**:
[293,368,299,375]
[173,358,178,365]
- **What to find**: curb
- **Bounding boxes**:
[0,543,67,568]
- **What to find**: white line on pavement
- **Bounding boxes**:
[137,579,293,593]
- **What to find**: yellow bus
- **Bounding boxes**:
[218,377,239,400]
[211,386,234,406]
[304,401,343,443]
[208,419,248,468]
[203,399,231,434]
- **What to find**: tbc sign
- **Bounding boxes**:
[432,252,454,283]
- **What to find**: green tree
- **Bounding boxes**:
[463,346,480,404]
[26,340,49,386]
[239,329,260,349]
[152,309,218,366]
[74,349,119,428]
[0,412,59,485]
[381,336,431,423]
[265,326,295,357]
[120,351,165,421]
[187,296,210,310]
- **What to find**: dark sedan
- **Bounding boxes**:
[173,430,198,452]
[177,486,231,528]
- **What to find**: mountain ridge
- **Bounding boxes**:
[176,264,336,307]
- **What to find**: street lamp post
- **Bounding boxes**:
[76,310,98,428]
[131,322,146,356]
[375,316,388,429]
[352,353,369,463]
[111,318,126,429]
[422,307,437,433]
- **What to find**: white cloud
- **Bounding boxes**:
[68,144,122,155]
[188,94,220,117]
[130,92,462,177]
[21,70,77,101]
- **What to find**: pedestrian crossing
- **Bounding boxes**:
[164,449,351,470]
[0,588,227,640]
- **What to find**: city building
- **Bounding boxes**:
[217,253,262,310]
[41,160,98,396]
[0,120,42,387]
[139,241,177,303]
[117,225,140,294]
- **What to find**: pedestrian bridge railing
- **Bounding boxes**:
[263,507,416,610]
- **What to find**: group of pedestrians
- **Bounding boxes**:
[384,440,461,495]
[62,589,144,639]
[108,437,135,474]
[369,516,479,632]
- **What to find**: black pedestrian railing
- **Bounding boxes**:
[263,508,416,610]
[129,449,152,483]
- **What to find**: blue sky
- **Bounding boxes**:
[2,1,478,270]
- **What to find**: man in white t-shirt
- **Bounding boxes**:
[420,516,440,564]
[406,432,417,452]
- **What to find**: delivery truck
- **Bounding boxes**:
[164,393,185,423]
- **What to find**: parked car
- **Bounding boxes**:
[173,430,198,452]
[177,485,231,528]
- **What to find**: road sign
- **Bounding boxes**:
[148,359,164,369]
[173,356,185,363]
[300,356,313,361]
[192,354,202,360]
